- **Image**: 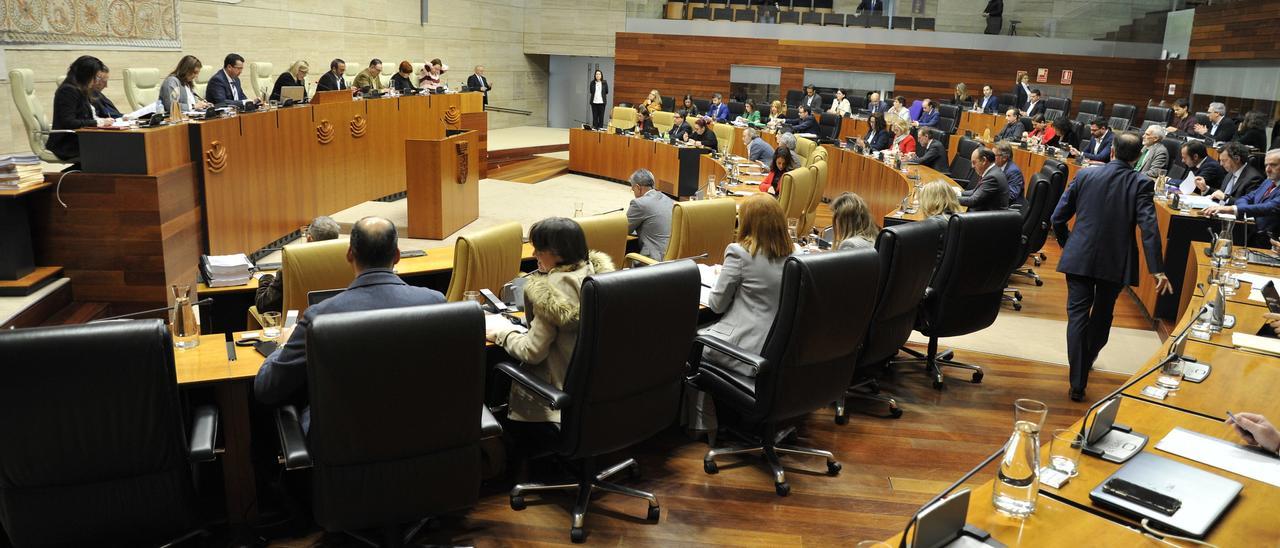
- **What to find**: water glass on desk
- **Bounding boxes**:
[261,312,282,339]
[463,290,485,309]
[787,218,799,242]
[1048,428,1083,478]
[1155,356,1183,391]
[1230,247,1249,269]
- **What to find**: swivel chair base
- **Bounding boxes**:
[703,425,842,497]
[835,378,902,424]
[1002,287,1023,310]
[510,457,659,543]
[1011,265,1043,286]
[894,337,984,390]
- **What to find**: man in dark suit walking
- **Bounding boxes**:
[983,0,1003,34]
[1051,132,1171,401]
[315,58,348,92]
[205,53,255,108]
[254,216,447,431]
[960,147,1010,211]
[466,65,493,105]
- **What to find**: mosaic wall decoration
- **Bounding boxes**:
[1,0,181,49]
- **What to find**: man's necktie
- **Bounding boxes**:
[1223,173,1237,195]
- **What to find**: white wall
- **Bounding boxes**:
[548,56,615,128]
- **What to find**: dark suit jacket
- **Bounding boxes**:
[864,129,892,152]
[92,93,122,119]
[1235,128,1266,150]
[269,72,308,102]
[467,73,492,104]
[975,95,999,114]
[1201,117,1236,143]
[253,268,446,431]
[669,122,691,143]
[801,93,823,112]
[911,139,949,173]
[588,80,609,105]
[1234,179,1280,235]
[1222,165,1265,205]
[789,115,819,134]
[961,164,1010,211]
[205,69,248,107]
[867,100,890,115]
[1052,159,1163,286]
[389,73,419,93]
[316,71,347,92]
[996,121,1024,142]
[1190,157,1227,193]
[48,83,97,161]
[1024,100,1045,118]
[984,0,1003,16]
[1080,130,1114,162]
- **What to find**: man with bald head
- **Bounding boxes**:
[254,216,446,431]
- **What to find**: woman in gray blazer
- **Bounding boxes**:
[158,55,211,115]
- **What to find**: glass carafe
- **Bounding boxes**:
[170,284,200,349]
[1211,215,1236,267]
[992,398,1047,517]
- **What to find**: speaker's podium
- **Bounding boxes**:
[407,129,481,239]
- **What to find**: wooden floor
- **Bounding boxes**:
[489,156,569,184]
[265,235,1148,547]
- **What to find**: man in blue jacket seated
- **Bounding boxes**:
[787,105,819,135]
[707,93,730,123]
[254,216,446,432]
[913,98,940,128]
[1203,148,1280,247]
[1069,119,1113,163]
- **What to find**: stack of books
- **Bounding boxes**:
[201,253,253,287]
[0,154,43,190]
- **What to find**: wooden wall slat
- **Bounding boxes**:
[1189,0,1280,61]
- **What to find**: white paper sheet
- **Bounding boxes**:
[1155,427,1280,487]
[697,264,720,289]
[484,313,526,334]
[1232,333,1280,356]
[1179,177,1199,195]
[1179,195,1216,210]
[124,101,158,120]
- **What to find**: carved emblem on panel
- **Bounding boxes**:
[443,106,461,126]
[350,115,367,138]
[2,0,180,49]
[455,142,468,184]
[316,120,334,145]
[205,141,228,173]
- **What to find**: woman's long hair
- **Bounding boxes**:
[737,194,792,260]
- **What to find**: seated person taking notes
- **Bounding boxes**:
[685,117,718,150]
[159,55,213,115]
[669,110,692,143]
[315,58,348,92]
[254,217,446,432]
[913,99,940,128]
[1069,119,1113,163]
[1179,140,1227,195]
[48,56,114,163]
[856,115,892,153]
[786,106,819,135]
[626,169,674,262]
[389,60,421,93]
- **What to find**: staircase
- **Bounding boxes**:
[1099,0,1212,43]
[1,279,113,329]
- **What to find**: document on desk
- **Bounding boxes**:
[1178,195,1216,210]
[484,313,527,334]
[1155,427,1280,487]
[1232,333,1280,356]
[697,264,720,307]
[1235,273,1280,303]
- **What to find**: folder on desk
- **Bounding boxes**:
[1232,332,1280,355]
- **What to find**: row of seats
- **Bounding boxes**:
[681,6,936,29]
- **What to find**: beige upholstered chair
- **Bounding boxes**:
[807,145,828,168]
[378,73,391,88]
[608,106,638,131]
[574,212,628,269]
[8,69,69,163]
[123,68,161,111]
[778,166,815,229]
[794,136,817,164]
[712,123,734,155]
[445,221,524,302]
[626,198,736,266]
[278,239,356,317]
[247,62,274,101]
[802,160,829,234]
[652,110,674,134]
[196,66,217,89]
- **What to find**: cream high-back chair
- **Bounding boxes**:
[445,222,524,302]
[794,136,817,165]
[8,69,68,163]
[196,66,217,91]
[712,123,734,155]
[651,110,674,134]
[573,212,628,269]
[280,239,356,316]
[608,106,637,131]
[123,68,161,111]
[802,160,829,234]
[778,166,815,229]
[247,62,274,101]
[627,199,737,266]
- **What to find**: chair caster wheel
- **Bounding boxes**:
[1035,279,1044,287]
[647,505,661,521]
[570,527,586,543]
[834,413,848,425]
[629,464,642,480]
[1014,291,1023,299]
[775,482,791,497]
[972,371,984,383]
[704,460,718,474]
[1013,303,1022,311]
[510,495,526,511]
[827,461,842,475]
[889,406,903,418]
[932,379,944,390]
[939,349,955,361]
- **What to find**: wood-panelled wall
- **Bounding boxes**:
[615,33,1190,115]
[1189,0,1280,61]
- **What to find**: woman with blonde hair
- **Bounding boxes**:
[919,180,961,218]
[270,59,309,102]
[767,99,786,128]
[641,89,663,113]
[953,83,971,107]
[890,119,916,155]
[831,192,879,250]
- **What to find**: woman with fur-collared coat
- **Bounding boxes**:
[487,218,615,425]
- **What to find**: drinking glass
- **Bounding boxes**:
[1219,267,1241,296]
[572,201,584,218]
[1155,356,1183,391]
[1049,428,1084,478]
[463,290,484,308]
[787,218,799,242]
[1230,247,1249,269]
[261,312,282,339]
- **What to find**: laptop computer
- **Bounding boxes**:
[307,289,343,307]
[280,86,305,102]
[1089,452,1242,538]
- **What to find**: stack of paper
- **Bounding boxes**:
[0,154,43,190]
[1232,332,1280,357]
[698,264,720,307]
[201,254,253,287]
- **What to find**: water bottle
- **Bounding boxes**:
[170,284,200,349]
[992,398,1047,517]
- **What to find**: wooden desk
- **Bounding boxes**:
[822,146,955,226]
[728,125,778,159]
[568,128,711,197]
[958,111,1003,141]
[836,117,871,143]
[1181,294,1274,349]
[885,481,1161,547]
[1122,339,1280,421]
[174,333,264,385]
[78,123,191,176]
[1043,398,1276,547]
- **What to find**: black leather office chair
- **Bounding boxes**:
[822,13,846,26]
[1004,175,1052,310]
[778,10,801,23]
[801,11,823,24]
[1108,116,1131,131]
[712,6,733,20]
[894,211,1025,389]
[937,103,960,121]
[1078,99,1103,118]
[727,101,746,118]
[691,5,713,19]
[1045,108,1064,122]
[273,303,497,546]
[936,116,957,136]
[948,136,981,186]
[849,94,868,111]
[693,98,711,114]
[1144,106,1172,126]
[786,89,805,107]
[499,261,700,542]
[661,95,675,111]
[693,251,880,496]
[817,112,842,143]
[0,320,218,547]
[1069,120,1086,147]
[733,7,757,21]
[1111,103,1136,124]
[1024,158,1067,269]
[1162,136,1188,180]
[835,221,946,423]
[997,93,1016,113]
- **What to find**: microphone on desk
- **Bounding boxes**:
[897,444,1007,548]
[594,208,624,215]
[91,298,216,323]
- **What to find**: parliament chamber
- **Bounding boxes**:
[2,0,1280,546]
